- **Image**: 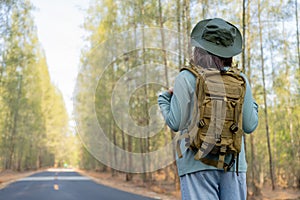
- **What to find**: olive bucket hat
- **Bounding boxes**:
[191,18,242,58]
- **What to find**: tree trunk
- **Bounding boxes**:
[112,121,117,177]
[258,0,275,190]
[176,0,182,69]
[140,1,149,182]
[245,1,261,196]
[242,0,246,73]
[126,135,133,181]
[7,74,23,170]
[202,0,208,18]
[182,0,191,62]
[109,119,116,176]
[124,51,133,182]
[295,0,300,70]
[158,0,172,182]
[185,0,191,59]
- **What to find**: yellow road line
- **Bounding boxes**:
[53,184,59,190]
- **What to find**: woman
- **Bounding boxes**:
[158,18,258,200]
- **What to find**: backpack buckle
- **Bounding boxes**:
[197,119,206,128]
[215,131,221,143]
[224,154,235,172]
[230,123,238,133]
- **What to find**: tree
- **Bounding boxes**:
[0,0,71,171]
[257,0,275,190]
[295,0,300,70]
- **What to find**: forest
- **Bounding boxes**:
[0,0,77,171]
[1,0,300,199]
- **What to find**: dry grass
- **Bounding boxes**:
[255,186,300,200]
[0,170,37,189]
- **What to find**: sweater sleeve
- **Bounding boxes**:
[241,74,259,133]
[157,91,181,132]
[158,70,196,132]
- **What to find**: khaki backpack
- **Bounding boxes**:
[177,63,246,175]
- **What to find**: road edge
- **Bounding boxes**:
[76,169,175,200]
[0,170,41,190]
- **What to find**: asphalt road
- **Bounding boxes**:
[0,170,157,200]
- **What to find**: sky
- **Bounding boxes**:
[30,0,89,119]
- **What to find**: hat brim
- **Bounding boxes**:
[191,19,242,58]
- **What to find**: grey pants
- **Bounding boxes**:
[180,170,247,200]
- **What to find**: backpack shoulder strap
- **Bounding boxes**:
[180,62,207,96]
[180,64,200,78]
[184,63,208,121]
[227,66,242,74]
[176,63,205,158]
[225,67,245,80]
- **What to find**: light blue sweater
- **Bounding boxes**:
[158,69,259,176]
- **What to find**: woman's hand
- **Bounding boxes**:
[168,87,173,95]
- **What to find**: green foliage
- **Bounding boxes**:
[0,0,75,171]
[74,0,300,187]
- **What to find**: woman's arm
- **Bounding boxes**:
[158,70,196,132]
[241,74,259,133]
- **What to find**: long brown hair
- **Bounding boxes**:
[192,47,232,71]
